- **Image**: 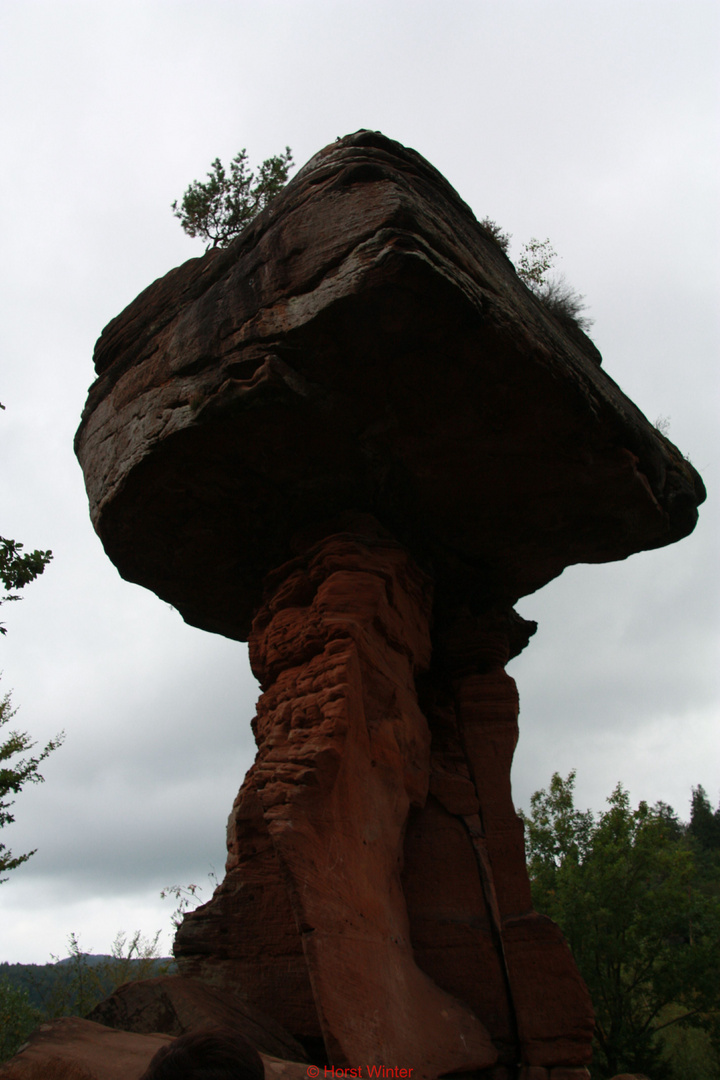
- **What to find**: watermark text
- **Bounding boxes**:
[306,1067,414,1078]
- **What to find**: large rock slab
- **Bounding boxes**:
[76,130,704,641]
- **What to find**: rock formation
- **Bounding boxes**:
[75,131,705,1079]
[0,1016,307,1080]
[86,975,307,1061]
[0,1017,172,1080]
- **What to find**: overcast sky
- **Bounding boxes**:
[1,1,717,966]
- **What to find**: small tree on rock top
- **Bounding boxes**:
[172,147,294,249]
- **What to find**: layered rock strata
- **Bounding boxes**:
[75,130,705,1077]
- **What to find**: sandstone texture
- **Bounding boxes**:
[75,131,705,1077]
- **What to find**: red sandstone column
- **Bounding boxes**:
[247,528,496,1076]
[414,609,594,1071]
[177,551,592,1076]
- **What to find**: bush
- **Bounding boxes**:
[0,976,43,1062]
[532,275,593,332]
[478,226,592,333]
[40,931,172,1019]
[479,217,511,253]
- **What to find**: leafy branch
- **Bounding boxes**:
[172,147,294,249]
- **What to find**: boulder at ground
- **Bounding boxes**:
[0,1017,171,1080]
[86,974,307,1061]
[0,1016,309,1080]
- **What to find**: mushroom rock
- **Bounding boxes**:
[75,131,705,1078]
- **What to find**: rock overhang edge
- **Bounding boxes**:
[75,130,705,641]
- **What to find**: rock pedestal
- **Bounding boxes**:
[177,522,498,1074]
[75,130,705,1077]
[176,526,593,1072]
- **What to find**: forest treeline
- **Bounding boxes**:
[0,932,172,1061]
[0,952,172,1011]
[522,778,720,1080]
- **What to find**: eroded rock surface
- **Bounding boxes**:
[178,523,497,1075]
[76,131,705,1077]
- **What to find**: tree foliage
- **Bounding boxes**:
[689,785,720,854]
[479,220,593,331]
[172,146,294,248]
[45,931,170,1019]
[522,772,720,1079]
[516,235,557,289]
[1,400,61,881]
[1,682,64,882]
[0,536,52,609]
[0,976,42,1062]
[0,533,53,637]
[1,403,53,637]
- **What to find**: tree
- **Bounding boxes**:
[172,146,294,248]
[44,931,170,1019]
[0,932,173,1063]
[0,536,53,636]
[1,401,61,882]
[516,235,557,289]
[522,773,720,1079]
[0,976,42,1062]
[1,682,64,882]
[689,786,720,853]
